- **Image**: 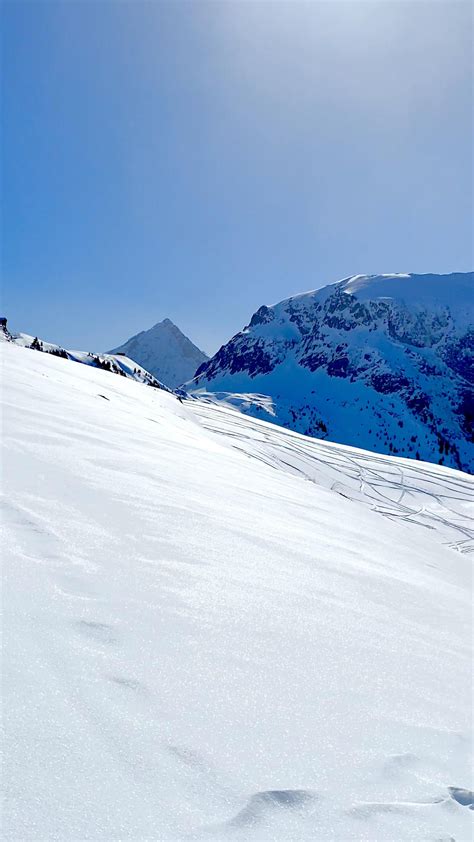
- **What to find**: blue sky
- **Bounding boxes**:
[2,0,472,355]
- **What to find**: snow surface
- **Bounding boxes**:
[271,273,473,329]
[5,330,169,391]
[109,319,208,389]
[339,273,473,329]
[2,342,473,841]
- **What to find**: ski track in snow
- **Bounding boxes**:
[1,343,473,842]
[188,272,474,474]
[192,399,473,555]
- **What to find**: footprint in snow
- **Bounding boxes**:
[199,789,316,836]
[448,787,474,809]
[76,620,117,645]
[109,675,142,691]
[382,752,419,776]
[228,790,316,828]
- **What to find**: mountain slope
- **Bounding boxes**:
[109,318,208,388]
[0,324,169,391]
[188,272,474,472]
[2,340,472,841]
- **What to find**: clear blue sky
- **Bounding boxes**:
[2,1,472,355]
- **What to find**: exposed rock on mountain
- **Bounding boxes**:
[188,273,474,472]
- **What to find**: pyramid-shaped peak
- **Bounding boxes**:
[109,318,209,388]
[153,318,183,335]
[146,318,179,334]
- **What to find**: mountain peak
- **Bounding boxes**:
[109,319,208,389]
[189,271,474,472]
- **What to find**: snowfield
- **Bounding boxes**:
[1,342,473,841]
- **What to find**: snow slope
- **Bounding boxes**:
[109,318,208,388]
[1,327,169,391]
[2,341,473,841]
[189,272,474,472]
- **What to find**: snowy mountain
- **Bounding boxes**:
[0,320,170,391]
[2,339,472,841]
[188,272,474,472]
[109,318,208,388]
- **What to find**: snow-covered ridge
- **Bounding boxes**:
[339,272,473,326]
[2,340,472,841]
[1,323,170,391]
[109,318,208,388]
[189,272,474,472]
[269,273,472,326]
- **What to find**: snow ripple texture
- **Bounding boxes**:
[2,342,472,841]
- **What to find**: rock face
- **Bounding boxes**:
[109,319,208,388]
[188,273,474,472]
